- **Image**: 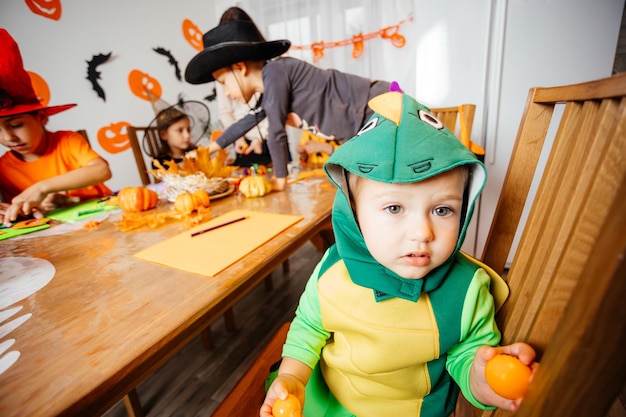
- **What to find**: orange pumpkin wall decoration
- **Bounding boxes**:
[182,19,204,51]
[25,0,62,21]
[26,71,50,106]
[128,69,162,102]
[97,121,131,154]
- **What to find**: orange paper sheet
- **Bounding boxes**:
[134,209,303,277]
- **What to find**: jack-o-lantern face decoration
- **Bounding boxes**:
[25,0,62,21]
[27,71,50,106]
[182,19,204,51]
[97,121,131,154]
[128,70,162,102]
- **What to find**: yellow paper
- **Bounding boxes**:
[134,209,303,277]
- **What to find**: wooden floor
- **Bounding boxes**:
[102,241,322,417]
[102,240,626,417]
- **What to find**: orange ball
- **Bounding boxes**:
[272,394,301,417]
[485,354,531,400]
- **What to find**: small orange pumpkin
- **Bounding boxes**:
[117,187,159,212]
[174,190,210,213]
[192,190,210,208]
[174,192,195,213]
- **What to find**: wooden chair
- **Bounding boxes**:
[455,73,626,417]
[430,103,485,157]
[211,322,291,417]
[211,74,626,417]
[127,126,162,186]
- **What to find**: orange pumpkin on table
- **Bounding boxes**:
[115,187,159,212]
[174,190,210,213]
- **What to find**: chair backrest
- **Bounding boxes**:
[466,73,626,417]
[430,104,484,156]
[127,126,162,186]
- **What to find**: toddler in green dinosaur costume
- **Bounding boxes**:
[261,90,538,417]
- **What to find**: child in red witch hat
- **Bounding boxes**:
[0,29,113,226]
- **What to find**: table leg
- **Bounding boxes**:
[123,388,144,417]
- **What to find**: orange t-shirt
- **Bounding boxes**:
[0,130,113,202]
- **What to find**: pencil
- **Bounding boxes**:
[75,208,106,217]
[191,216,249,237]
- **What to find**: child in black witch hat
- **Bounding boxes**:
[184,18,390,191]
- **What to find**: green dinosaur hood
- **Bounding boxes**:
[323,92,486,301]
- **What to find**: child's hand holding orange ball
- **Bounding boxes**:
[272,393,301,417]
[485,354,532,399]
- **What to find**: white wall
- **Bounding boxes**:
[413,0,624,256]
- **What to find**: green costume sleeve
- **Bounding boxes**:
[282,254,332,369]
[446,268,501,409]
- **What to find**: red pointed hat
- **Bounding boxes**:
[0,29,76,118]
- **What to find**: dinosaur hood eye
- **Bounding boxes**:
[418,109,444,130]
[356,117,379,136]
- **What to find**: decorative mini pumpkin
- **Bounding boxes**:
[239,175,273,198]
[116,187,159,212]
[174,190,210,213]
[192,189,211,208]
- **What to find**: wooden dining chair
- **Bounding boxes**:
[127,126,162,186]
[453,72,626,417]
[430,103,485,158]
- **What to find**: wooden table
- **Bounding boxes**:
[0,178,335,417]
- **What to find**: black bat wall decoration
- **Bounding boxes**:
[153,47,181,81]
[204,86,217,102]
[86,52,112,101]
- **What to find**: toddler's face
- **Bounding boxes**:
[352,168,466,279]
[0,112,47,158]
[161,118,191,155]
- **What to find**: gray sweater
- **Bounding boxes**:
[216,57,389,177]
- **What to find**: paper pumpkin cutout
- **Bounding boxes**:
[182,19,203,51]
[97,121,131,154]
[26,71,50,106]
[128,69,162,101]
[24,0,62,21]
